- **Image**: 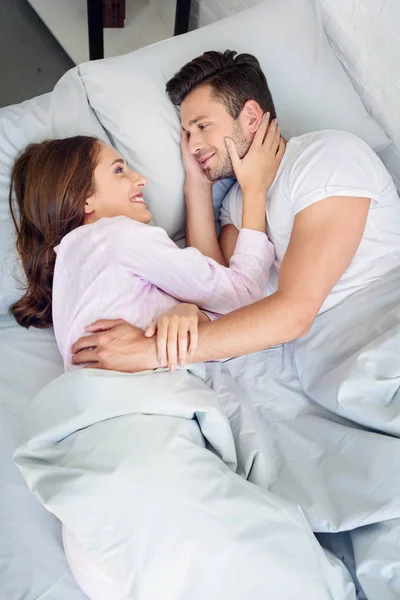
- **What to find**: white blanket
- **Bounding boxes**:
[14,266,400,600]
[14,366,354,600]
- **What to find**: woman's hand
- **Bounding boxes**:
[144,303,210,372]
[225,113,285,197]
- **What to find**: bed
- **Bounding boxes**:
[1,1,400,599]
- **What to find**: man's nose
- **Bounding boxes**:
[188,132,203,155]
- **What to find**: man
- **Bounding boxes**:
[72,50,400,371]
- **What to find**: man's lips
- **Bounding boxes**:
[198,153,215,168]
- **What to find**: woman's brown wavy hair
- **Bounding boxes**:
[9,135,100,328]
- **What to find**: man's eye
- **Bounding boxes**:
[199,124,208,130]
[114,166,124,174]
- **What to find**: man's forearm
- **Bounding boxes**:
[190,292,312,363]
[184,181,227,266]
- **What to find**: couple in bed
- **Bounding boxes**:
[10,50,400,598]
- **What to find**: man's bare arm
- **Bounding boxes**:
[72,196,370,371]
[189,195,371,362]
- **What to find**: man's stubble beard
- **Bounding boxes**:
[206,121,251,182]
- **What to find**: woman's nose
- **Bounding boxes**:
[132,172,147,188]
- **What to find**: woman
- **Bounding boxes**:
[10,131,282,371]
[9,130,281,599]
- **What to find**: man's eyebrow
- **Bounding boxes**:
[182,116,208,131]
[110,158,126,167]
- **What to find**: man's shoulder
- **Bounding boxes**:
[287,129,371,159]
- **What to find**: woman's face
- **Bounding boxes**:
[85,143,152,224]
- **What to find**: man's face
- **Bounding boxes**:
[180,85,251,181]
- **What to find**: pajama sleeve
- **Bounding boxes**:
[102,217,274,316]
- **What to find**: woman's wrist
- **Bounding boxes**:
[198,309,211,324]
[184,177,213,198]
[241,189,267,232]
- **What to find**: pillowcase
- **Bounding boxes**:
[77,0,389,241]
[0,70,111,313]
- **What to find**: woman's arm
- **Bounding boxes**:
[184,179,227,266]
[107,217,273,316]
[219,224,239,264]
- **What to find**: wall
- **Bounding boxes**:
[150,0,176,32]
[190,0,258,29]
[189,0,400,188]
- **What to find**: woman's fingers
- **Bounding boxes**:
[224,137,241,174]
[188,317,199,357]
[167,316,179,372]
[178,318,189,367]
[276,138,286,163]
[254,112,270,146]
[263,118,278,149]
[156,317,169,367]
[154,314,198,372]
[144,321,157,337]
[270,123,281,154]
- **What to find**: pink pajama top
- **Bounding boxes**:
[52,216,274,371]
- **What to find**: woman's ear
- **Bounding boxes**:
[84,195,95,216]
[240,100,264,135]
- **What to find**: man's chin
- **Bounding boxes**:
[206,167,235,182]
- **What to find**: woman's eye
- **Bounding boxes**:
[114,166,124,174]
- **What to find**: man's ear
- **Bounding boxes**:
[239,100,264,134]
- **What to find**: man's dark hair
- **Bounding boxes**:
[166,49,276,120]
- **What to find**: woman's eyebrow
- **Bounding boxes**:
[110,158,126,167]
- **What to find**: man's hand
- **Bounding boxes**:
[225,113,285,196]
[71,319,159,373]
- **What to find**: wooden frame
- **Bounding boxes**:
[87,0,191,60]
[103,0,126,28]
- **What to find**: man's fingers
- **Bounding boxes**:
[84,319,124,333]
[71,334,102,354]
[144,321,157,338]
[71,349,99,365]
[224,137,240,173]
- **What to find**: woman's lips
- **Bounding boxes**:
[129,193,146,205]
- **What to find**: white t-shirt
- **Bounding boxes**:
[220,130,400,313]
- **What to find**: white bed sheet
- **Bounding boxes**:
[0,315,87,600]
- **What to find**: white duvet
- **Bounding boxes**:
[13,365,355,600]
[13,266,400,600]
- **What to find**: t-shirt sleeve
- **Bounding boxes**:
[288,131,382,215]
[219,182,243,230]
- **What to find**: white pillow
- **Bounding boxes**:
[0,71,111,314]
[77,0,389,241]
